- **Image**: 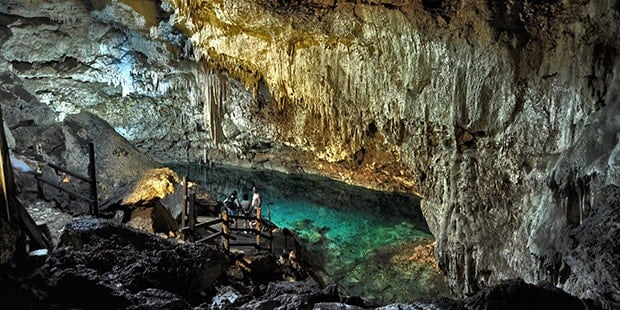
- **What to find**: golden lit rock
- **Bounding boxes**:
[121,167,179,206]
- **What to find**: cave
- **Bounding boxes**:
[0,0,619,309]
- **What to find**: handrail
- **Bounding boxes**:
[196,231,222,243]
[34,175,93,203]
[47,162,90,182]
[35,142,98,216]
[178,186,275,254]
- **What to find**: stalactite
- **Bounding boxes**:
[196,67,227,145]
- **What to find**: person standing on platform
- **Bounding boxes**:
[251,186,262,230]
[240,193,252,232]
[223,191,240,228]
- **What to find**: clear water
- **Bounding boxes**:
[170,163,449,305]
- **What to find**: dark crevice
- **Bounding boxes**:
[0,12,56,26]
[366,121,377,138]
[11,57,81,73]
[8,119,35,130]
[353,147,365,166]
[589,44,617,110]
[0,23,11,43]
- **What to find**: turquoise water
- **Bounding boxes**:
[267,198,430,262]
[267,199,447,304]
[170,163,449,304]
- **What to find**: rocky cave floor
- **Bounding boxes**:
[0,208,597,310]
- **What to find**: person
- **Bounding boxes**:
[223,191,239,213]
[223,191,240,227]
[251,187,262,228]
[240,193,252,232]
[251,187,261,211]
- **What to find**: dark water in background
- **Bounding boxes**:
[169,163,449,304]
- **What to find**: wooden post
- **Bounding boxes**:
[255,207,261,253]
[189,192,196,242]
[0,106,17,223]
[87,143,98,216]
[221,209,229,252]
[0,106,51,251]
[181,176,188,229]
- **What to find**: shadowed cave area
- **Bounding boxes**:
[0,0,619,309]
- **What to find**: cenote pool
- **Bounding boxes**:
[170,163,450,305]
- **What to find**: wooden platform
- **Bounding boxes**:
[188,215,296,256]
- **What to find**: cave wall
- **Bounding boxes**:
[1,0,619,307]
[1,0,225,162]
[169,0,619,306]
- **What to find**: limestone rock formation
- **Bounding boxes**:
[101,167,179,207]
[1,0,619,307]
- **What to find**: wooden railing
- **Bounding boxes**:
[34,142,99,216]
[178,176,275,254]
[223,207,274,253]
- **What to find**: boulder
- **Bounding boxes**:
[100,167,180,233]
[120,167,179,206]
[101,167,179,209]
[462,278,586,310]
[127,202,178,235]
[22,217,229,308]
[62,112,159,200]
[238,281,339,309]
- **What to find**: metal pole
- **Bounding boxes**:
[88,143,98,216]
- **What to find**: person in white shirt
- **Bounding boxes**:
[251,187,262,229]
[251,187,262,211]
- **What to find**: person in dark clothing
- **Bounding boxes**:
[224,191,239,213]
[240,193,253,231]
[223,191,240,227]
